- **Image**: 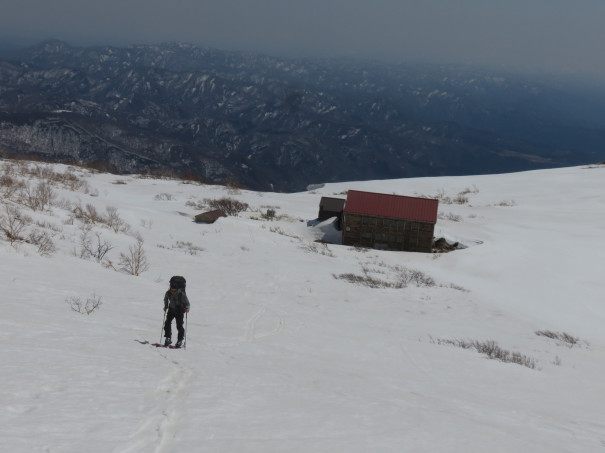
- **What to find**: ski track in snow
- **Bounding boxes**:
[116,290,285,452]
[207,304,285,349]
[116,349,195,453]
[244,305,285,343]
[208,274,287,349]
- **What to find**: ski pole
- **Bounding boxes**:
[159,309,167,344]
[184,312,188,349]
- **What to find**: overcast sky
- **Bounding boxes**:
[2,0,605,77]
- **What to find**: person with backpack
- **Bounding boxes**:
[163,276,190,348]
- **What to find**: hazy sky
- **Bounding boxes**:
[2,0,605,77]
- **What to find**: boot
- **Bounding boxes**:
[164,337,172,347]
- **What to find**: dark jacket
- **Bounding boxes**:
[164,289,190,312]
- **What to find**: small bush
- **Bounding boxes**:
[400,268,436,287]
[535,330,583,347]
[335,261,436,289]
[203,197,249,216]
[301,242,334,256]
[435,338,537,369]
[77,229,114,262]
[0,204,31,244]
[185,199,204,210]
[66,293,102,315]
[154,192,175,201]
[105,206,130,233]
[0,173,23,198]
[72,203,104,224]
[18,181,56,211]
[140,219,154,229]
[269,225,301,239]
[438,212,463,222]
[174,240,204,255]
[119,239,149,276]
[452,194,469,204]
[333,273,388,288]
[446,283,470,292]
[458,186,479,196]
[496,200,517,207]
[27,229,56,256]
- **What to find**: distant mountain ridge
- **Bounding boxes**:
[1,39,604,191]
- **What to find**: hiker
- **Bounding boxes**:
[163,277,190,348]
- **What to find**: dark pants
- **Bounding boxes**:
[164,309,185,341]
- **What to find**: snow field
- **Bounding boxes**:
[1,160,605,452]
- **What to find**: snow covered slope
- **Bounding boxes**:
[1,160,604,452]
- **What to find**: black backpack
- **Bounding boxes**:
[169,276,186,290]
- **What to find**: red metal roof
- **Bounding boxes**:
[344,190,439,224]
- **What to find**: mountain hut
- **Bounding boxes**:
[342,190,438,252]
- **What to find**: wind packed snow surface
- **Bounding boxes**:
[1,160,605,452]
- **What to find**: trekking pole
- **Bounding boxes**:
[159,309,167,345]
[184,312,188,349]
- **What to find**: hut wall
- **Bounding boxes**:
[342,213,435,252]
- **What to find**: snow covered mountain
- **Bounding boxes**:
[2,40,605,191]
[2,158,605,452]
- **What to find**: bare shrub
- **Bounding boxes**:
[446,283,470,292]
[333,273,389,288]
[27,229,56,256]
[400,267,436,287]
[2,162,89,192]
[105,206,130,233]
[336,262,436,289]
[66,293,102,315]
[34,220,63,233]
[119,239,149,276]
[226,183,243,195]
[59,170,89,192]
[154,192,175,201]
[72,203,104,224]
[174,240,204,255]
[18,181,56,211]
[13,160,29,177]
[452,194,469,204]
[434,338,537,369]
[459,186,479,195]
[421,187,476,205]
[0,173,22,198]
[203,197,249,216]
[139,219,154,230]
[185,199,204,210]
[301,242,334,256]
[78,229,114,262]
[497,200,517,207]
[429,189,453,204]
[269,225,301,239]
[438,212,463,222]
[535,330,584,347]
[0,204,31,244]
